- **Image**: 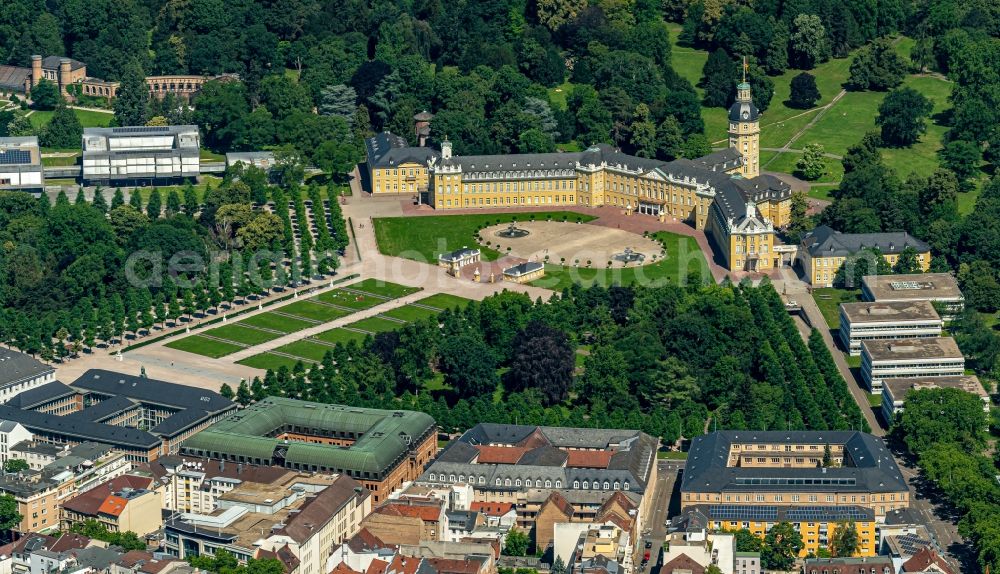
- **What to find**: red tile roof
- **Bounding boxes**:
[423,558,485,574]
[566,450,614,469]
[470,502,514,516]
[97,495,128,517]
[62,475,152,516]
[540,491,574,518]
[902,547,955,574]
[386,555,421,574]
[348,528,390,553]
[331,563,363,574]
[659,554,705,574]
[475,446,527,465]
[366,559,389,574]
[376,502,442,523]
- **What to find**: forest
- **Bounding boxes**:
[234,281,869,444]
[0,172,349,360]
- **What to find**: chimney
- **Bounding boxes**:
[58,58,72,98]
[30,55,42,87]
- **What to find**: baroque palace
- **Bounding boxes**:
[365,78,793,273]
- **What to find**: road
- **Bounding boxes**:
[638,460,684,574]
[775,267,970,572]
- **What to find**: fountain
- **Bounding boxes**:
[612,247,645,264]
[494,221,530,239]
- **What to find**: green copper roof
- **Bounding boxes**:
[181,397,436,477]
[737,81,751,90]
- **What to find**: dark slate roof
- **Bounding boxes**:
[436,442,480,464]
[0,348,54,388]
[41,56,85,71]
[70,369,233,414]
[733,174,792,203]
[0,65,30,92]
[4,381,75,409]
[0,404,161,449]
[503,262,544,277]
[365,132,439,168]
[682,431,907,495]
[66,396,137,423]
[518,446,567,467]
[729,84,760,122]
[693,148,744,172]
[801,225,931,258]
[439,248,480,262]
[149,407,213,437]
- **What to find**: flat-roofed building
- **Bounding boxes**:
[860,337,965,394]
[861,273,964,320]
[681,431,909,521]
[881,375,988,423]
[0,137,44,193]
[82,126,199,184]
[839,301,942,356]
[681,504,878,558]
[225,151,274,170]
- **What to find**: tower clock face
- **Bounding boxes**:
[742,111,750,119]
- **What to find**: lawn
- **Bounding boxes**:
[278,300,350,322]
[238,312,315,333]
[314,289,385,310]
[957,187,981,216]
[381,305,440,322]
[415,293,473,310]
[28,108,113,129]
[348,316,405,334]
[657,451,689,460]
[199,149,226,161]
[272,340,335,362]
[763,151,844,184]
[164,335,245,358]
[41,155,79,167]
[349,278,422,298]
[807,186,838,202]
[237,353,306,370]
[797,91,884,156]
[312,328,369,346]
[373,212,596,263]
[547,81,578,110]
[811,287,862,329]
[529,231,709,290]
[204,324,282,346]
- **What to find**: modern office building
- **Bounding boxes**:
[81,126,200,184]
[180,398,437,504]
[0,369,235,462]
[797,226,931,287]
[838,301,943,355]
[681,431,909,521]
[881,375,988,423]
[860,337,965,394]
[861,273,965,320]
[0,137,44,193]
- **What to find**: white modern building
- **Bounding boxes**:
[881,375,988,423]
[839,301,943,356]
[860,337,965,394]
[82,125,200,183]
[861,273,964,320]
[0,421,32,465]
[0,136,44,193]
[226,151,275,170]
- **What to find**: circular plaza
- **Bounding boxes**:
[478,220,664,269]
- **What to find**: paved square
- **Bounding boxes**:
[480,221,664,268]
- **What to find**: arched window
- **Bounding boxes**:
[545,480,552,488]
[449,474,456,482]
[479,476,485,485]
[555,480,562,488]
[429,473,436,481]
[504,478,511,486]
[614,482,620,490]
[535,480,542,488]
[603,481,610,490]
[582,481,589,489]
[458,475,465,483]
[623,482,630,490]
[495,478,501,486]
[515,479,522,487]
[573,481,580,489]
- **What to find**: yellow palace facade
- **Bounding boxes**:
[364,79,793,272]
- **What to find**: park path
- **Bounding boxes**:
[762,89,848,170]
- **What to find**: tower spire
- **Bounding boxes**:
[742,56,747,83]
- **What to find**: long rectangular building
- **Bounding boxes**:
[681,431,909,521]
[861,273,964,320]
[82,125,199,183]
[881,375,988,423]
[838,301,943,356]
[860,337,965,394]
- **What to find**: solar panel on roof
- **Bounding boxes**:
[708,505,779,521]
[111,126,171,134]
[0,149,31,165]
